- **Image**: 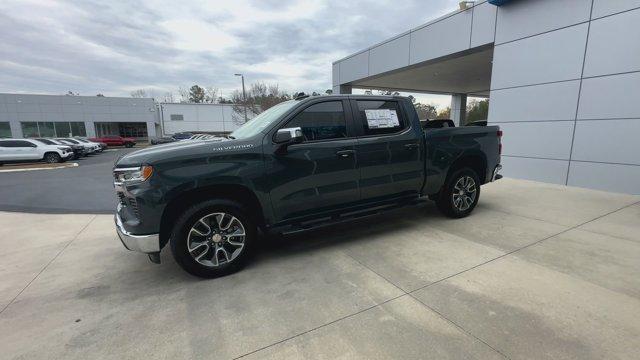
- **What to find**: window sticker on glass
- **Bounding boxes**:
[364,109,400,129]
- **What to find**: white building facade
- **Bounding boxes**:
[159,103,253,136]
[333,0,640,194]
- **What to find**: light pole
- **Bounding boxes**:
[234,73,248,123]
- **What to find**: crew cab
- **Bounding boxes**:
[113,95,502,278]
[90,135,136,148]
[0,138,73,165]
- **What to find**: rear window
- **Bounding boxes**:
[357,100,407,136]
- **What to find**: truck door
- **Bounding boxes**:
[352,99,424,202]
[265,99,360,223]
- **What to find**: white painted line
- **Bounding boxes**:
[0,163,79,173]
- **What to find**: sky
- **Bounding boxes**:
[0,0,460,108]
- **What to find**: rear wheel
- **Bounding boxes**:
[170,199,256,278]
[436,167,480,218]
[43,152,62,164]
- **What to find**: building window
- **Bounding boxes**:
[0,122,10,138]
[21,122,39,138]
[70,122,86,136]
[38,122,55,137]
[285,101,347,141]
[20,121,86,138]
[170,114,184,121]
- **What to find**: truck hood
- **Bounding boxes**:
[114,137,255,168]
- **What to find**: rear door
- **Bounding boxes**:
[352,98,424,202]
[265,99,360,223]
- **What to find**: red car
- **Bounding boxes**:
[89,135,136,148]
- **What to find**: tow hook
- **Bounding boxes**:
[148,252,161,264]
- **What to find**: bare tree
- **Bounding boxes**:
[204,86,219,103]
[177,87,189,103]
[230,82,291,125]
[130,89,148,98]
[160,92,175,103]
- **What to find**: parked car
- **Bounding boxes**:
[171,132,193,141]
[150,136,176,145]
[76,137,107,150]
[72,137,103,152]
[56,138,96,154]
[0,138,73,165]
[34,138,82,159]
[89,135,136,148]
[113,95,502,278]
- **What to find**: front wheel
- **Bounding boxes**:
[170,199,256,278]
[44,152,62,164]
[436,167,480,218]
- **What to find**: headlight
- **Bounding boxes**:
[114,165,153,184]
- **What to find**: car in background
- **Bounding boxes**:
[150,136,176,145]
[89,135,136,148]
[0,138,73,165]
[466,120,487,127]
[76,137,107,151]
[171,132,193,141]
[73,137,104,152]
[56,138,96,154]
[34,138,84,159]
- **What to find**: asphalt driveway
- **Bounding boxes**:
[0,179,639,359]
[0,148,136,214]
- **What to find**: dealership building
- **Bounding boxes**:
[333,0,640,194]
[0,93,249,141]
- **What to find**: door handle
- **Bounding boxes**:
[336,150,355,158]
[404,143,419,150]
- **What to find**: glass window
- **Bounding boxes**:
[34,138,56,145]
[0,140,35,147]
[70,122,86,136]
[231,100,298,140]
[21,122,39,138]
[38,122,55,137]
[55,122,72,137]
[170,114,184,121]
[0,122,11,138]
[356,100,406,136]
[285,101,346,141]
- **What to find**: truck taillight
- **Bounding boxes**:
[497,130,503,137]
[497,130,503,154]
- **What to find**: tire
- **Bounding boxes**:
[43,152,62,164]
[125,142,134,148]
[436,167,480,218]
[170,199,256,278]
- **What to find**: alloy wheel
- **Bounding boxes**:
[452,176,477,211]
[187,212,246,267]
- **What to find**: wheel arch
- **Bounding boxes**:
[447,152,487,185]
[159,184,265,249]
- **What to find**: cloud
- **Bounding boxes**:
[0,0,459,100]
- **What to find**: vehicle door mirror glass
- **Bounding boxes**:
[275,127,303,144]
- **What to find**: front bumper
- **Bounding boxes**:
[115,209,160,253]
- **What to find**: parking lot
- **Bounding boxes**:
[1,172,638,359]
[0,148,136,213]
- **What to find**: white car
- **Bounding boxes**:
[73,137,103,152]
[56,138,96,154]
[0,138,73,165]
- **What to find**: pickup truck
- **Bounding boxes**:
[113,95,502,278]
[90,135,136,148]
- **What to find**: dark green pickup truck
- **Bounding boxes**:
[114,95,502,278]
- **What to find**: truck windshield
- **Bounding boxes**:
[230,100,298,139]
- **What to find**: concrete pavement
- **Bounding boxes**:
[0,178,639,359]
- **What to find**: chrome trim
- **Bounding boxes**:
[492,164,502,181]
[115,207,159,254]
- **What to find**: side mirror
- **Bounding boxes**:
[275,127,304,144]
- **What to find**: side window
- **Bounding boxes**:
[16,140,36,147]
[357,100,407,136]
[285,101,347,141]
[0,140,34,147]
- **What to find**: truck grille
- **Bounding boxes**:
[116,192,139,218]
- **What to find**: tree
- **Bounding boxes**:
[188,85,205,103]
[436,107,451,119]
[66,91,79,96]
[204,86,219,103]
[414,103,438,120]
[230,82,291,125]
[466,99,489,123]
[325,89,333,95]
[377,90,400,96]
[160,92,175,103]
[130,89,148,98]
[96,93,105,97]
